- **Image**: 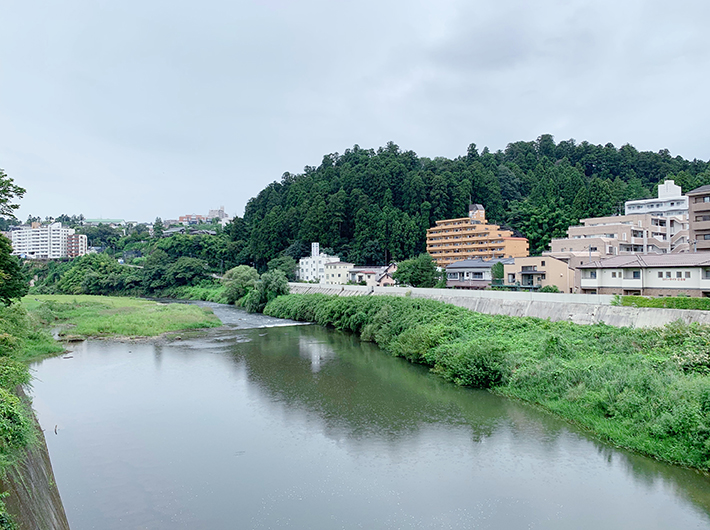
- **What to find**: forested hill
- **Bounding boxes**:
[241,135,710,266]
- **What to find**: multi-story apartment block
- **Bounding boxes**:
[687,185,710,252]
[426,204,529,267]
[579,254,710,297]
[67,233,88,258]
[298,243,340,282]
[625,180,688,217]
[10,222,85,259]
[549,213,689,257]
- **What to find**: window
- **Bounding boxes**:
[666,272,671,278]
[677,272,682,278]
[541,261,546,266]
[686,272,691,278]
[508,274,515,283]
[633,271,640,279]
[612,272,617,278]
[658,272,663,278]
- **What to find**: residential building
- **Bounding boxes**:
[322,262,354,285]
[445,258,514,289]
[298,243,339,282]
[427,204,529,267]
[578,254,710,296]
[687,185,710,252]
[67,234,88,258]
[624,180,688,217]
[207,206,230,221]
[541,250,602,291]
[503,256,576,293]
[178,214,207,225]
[346,263,398,287]
[549,213,689,257]
[10,222,83,259]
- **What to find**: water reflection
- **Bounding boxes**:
[30,310,710,530]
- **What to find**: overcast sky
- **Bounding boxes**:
[2,0,709,223]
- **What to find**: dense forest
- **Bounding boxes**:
[242,135,710,263]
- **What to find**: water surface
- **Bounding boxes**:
[31,305,710,529]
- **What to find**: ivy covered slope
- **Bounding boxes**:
[265,294,710,470]
[243,136,710,264]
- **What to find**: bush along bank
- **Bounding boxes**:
[264,294,710,470]
[0,304,64,529]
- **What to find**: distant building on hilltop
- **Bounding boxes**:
[207,206,229,221]
[10,222,87,260]
[426,204,529,267]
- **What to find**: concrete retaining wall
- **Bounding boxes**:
[288,283,710,329]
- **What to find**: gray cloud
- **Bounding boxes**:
[2,0,709,222]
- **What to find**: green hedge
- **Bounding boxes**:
[265,294,710,470]
[621,295,710,310]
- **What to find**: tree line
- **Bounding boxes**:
[242,135,710,262]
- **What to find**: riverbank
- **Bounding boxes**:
[264,293,710,470]
[23,295,222,339]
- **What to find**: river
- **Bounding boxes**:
[30,303,710,529]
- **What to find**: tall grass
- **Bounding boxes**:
[24,295,221,338]
[265,294,710,469]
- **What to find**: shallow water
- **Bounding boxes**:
[30,305,710,529]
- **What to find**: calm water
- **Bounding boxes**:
[30,305,710,529]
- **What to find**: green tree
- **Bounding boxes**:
[153,217,164,238]
[221,265,260,304]
[267,256,297,281]
[0,169,25,219]
[243,269,289,313]
[491,262,504,280]
[0,236,27,305]
[392,254,440,288]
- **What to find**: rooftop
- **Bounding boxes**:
[579,253,710,269]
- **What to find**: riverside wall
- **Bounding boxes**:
[288,283,710,329]
[0,388,71,530]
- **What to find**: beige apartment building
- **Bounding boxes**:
[549,213,689,257]
[688,185,710,252]
[322,261,353,284]
[427,204,529,267]
[504,256,576,293]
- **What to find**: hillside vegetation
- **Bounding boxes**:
[265,294,710,470]
[242,136,710,265]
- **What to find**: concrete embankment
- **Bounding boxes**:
[0,388,70,530]
[289,283,710,328]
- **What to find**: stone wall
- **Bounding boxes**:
[0,389,71,530]
[289,283,710,328]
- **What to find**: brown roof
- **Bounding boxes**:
[579,253,710,269]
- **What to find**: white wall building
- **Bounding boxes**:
[298,243,340,282]
[10,222,82,259]
[625,180,689,218]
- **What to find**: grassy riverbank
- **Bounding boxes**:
[22,295,221,338]
[265,294,710,470]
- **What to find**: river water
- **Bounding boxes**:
[30,304,710,529]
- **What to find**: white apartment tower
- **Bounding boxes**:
[10,222,86,259]
[625,180,689,218]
